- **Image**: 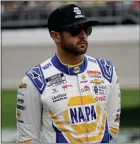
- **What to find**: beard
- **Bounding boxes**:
[60,34,88,55]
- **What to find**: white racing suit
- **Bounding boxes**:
[16,54,121,143]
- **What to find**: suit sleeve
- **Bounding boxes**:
[16,75,42,144]
[107,66,121,139]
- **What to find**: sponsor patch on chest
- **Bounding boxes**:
[69,105,97,124]
[46,73,67,87]
[52,93,67,102]
[92,85,107,95]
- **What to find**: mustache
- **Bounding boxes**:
[77,40,88,45]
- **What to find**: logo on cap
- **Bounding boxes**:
[73,7,84,19]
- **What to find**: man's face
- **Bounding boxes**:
[59,24,92,55]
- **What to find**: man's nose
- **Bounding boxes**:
[79,28,87,38]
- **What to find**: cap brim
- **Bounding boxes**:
[60,18,99,29]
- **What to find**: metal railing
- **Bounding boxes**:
[1,5,140,29]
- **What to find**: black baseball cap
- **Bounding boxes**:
[48,4,99,32]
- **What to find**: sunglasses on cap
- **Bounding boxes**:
[62,24,92,36]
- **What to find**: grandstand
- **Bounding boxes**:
[1,1,140,29]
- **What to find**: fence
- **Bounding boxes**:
[1,1,140,29]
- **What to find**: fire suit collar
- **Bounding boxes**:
[51,54,87,75]
[56,53,84,68]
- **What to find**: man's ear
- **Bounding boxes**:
[50,31,60,43]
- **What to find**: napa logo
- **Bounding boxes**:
[73,66,80,74]
[42,63,52,70]
[49,95,107,143]
[63,95,101,134]
[69,105,96,124]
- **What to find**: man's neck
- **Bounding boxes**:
[56,51,84,67]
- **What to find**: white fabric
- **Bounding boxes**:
[16,55,120,143]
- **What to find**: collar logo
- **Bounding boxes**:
[73,66,80,74]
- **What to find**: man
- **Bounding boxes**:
[16,4,121,143]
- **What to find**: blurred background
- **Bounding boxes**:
[1,0,140,28]
[1,0,140,143]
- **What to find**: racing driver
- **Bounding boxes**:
[16,4,121,144]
